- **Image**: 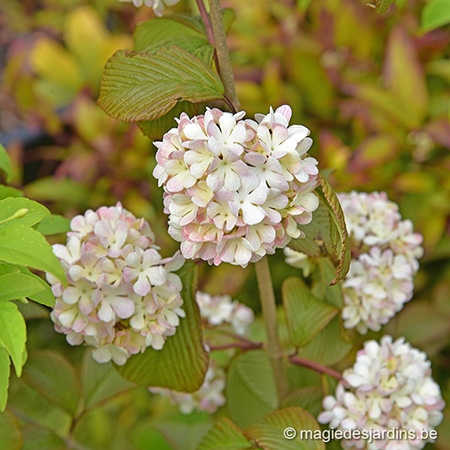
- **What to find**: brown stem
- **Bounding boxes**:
[208,0,240,111]
[289,355,344,381]
[255,257,288,401]
[209,341,263,351]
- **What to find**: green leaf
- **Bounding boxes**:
[0,273,46,302]
[0,145,13,183]
[226,350,278,428]
[311,259,344,308]
[22,351,81,415]
[152,413,212,450]
[421,0,450,31]
[0,197,50,229]
[98,46,224,122]
[0,224,66,284]
[36,215,71,236]
[21,425,66,450]
[372,0,394,13]
[134,15,206,52]
[15,267,55,307]
[25,177,90,208]
[244,407,325,450]
[282,277,338,348]
[0,185,23,199]
[297,316,352,366]
[138,101,198,141]
[198,418,252,450]
[288,202,336,259]
[135,427,173,450]
[315,174,351,285]
[82,351,134,409]
[383,26,428,127]
[0,410,22,450]
[281,387,323,417]
[0,301,27,376]
[116,262,209,391]
[0,348,10,412]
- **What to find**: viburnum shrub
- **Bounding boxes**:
[0,0,446,449]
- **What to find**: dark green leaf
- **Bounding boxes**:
[98,46,224,122]
[0,410,22,450]
[226,350,278,428]
[0,197,50,229]
[22,351,81,415]
[15,267,55,307]
[116,262,209,392]
[0,348,10,412]
[282,277,338,348]
[372,0,394,13]
[311,259,344,308]
[0,145,13,183]
[0,301,27,376]
[198,418,252,450]
[0,224,66,284]
[315,174,351,285]
[281,386,323,417]
[22,425,66,450]
[36,215,71,236]
[244,407,325,450]
[138,101,198,140]
[82,351,134,409]
[297,316,352,366]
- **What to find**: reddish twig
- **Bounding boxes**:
[195,0,220,72]
[289,355,343,381]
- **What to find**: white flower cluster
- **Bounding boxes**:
[339,191,423,333]
[196,291,254,335]
[153,105,319,267]
[284,192,423,334]
[150,361,226,414]
[118,0,179,16]
[48,203,185,365]
[318,336,445,450]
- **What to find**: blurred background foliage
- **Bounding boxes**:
[0,0,449,448]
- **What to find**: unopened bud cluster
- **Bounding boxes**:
[319,336,444,450]
[47,203,185,365]
[154,105,319,267]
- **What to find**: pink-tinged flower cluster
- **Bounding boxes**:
[150,361,226,414]
[338,192,423,334]
[47,203,185,365]
[318,336,444,450]
[118,0,179,16]
[153,105,319,267]
[196,291,254,335]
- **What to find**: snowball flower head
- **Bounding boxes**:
[154,105,319,267]
[196,291,254,335]
[150,361,226,414]
[47,203,185,365]
[284,191,423,334]
[318,336,444,450]
[118,0,179,16]
[339,191,423,333]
